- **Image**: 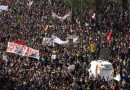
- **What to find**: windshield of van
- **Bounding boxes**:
[101,64,113,68]
[99,69,112,80]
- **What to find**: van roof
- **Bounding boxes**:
[91,60,112,66]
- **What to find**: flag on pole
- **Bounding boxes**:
[107,29,113,41]
[88,43,95,53]
[62,11,72,20]
[44,25,49,31]
[27,0,33,8]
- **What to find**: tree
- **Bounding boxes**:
[64,0,121,26]
[122,0,128,9]
[64,0,95,14]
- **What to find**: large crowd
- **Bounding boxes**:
[0,0,130,90]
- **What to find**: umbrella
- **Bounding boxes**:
[99,48,111,59]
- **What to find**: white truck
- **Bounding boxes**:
[87,60,120,81]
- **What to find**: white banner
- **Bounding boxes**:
[68,64,75,72]
[26,47,39,60]
[66,35,79,43]
[2,52,8,62]
[51,54,57,60]
[51,35,68,45]
[114,74,121,82]
[42,37,53,46]
[52,11,71,21]
[0,5,8,11]
[52,12,62,19]
[6,42,39,60]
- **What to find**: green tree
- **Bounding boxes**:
[64,0,95,15]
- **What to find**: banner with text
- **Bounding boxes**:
[0,5,8,11]
[6,42,39,59]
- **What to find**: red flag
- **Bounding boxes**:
[13,40,24,45]
[107,29,113,41]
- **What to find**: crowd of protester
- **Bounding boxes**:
[0,0,130,90]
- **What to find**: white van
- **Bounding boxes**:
[87,60,114,80]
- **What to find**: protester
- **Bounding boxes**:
[0,0,130,90]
